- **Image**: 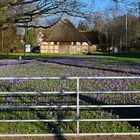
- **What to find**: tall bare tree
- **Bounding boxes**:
[0,0,88,30]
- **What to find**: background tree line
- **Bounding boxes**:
[77,1,140,52]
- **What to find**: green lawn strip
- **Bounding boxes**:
[80,122,139,133]
[0,109,139,133]
[0,52,140,64]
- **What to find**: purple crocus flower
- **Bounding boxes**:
[5,97,15,104]
[0,106,3,110]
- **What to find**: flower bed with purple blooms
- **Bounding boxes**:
[46,58,140,75]
[0,59,33,69]
[0,60,139,134]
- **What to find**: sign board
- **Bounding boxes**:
[25,44,31,53]
[114,47,118,53]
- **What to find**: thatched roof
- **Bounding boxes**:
[45,19,89,43]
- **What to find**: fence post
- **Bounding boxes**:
[77,78,80,135]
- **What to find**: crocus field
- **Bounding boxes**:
[0,57,140,134]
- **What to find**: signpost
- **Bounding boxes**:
[25,44,31,53]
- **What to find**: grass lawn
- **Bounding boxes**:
[0,52,140,64]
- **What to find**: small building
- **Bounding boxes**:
[25,44,31,53]
[40,19,96,54]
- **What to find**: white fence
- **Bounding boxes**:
[0,76,140,137]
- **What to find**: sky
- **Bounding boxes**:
[68,0,140,24]
[82,0,140,10]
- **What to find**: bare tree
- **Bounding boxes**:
[130,2,140,21]
[0,0,88,30]
[112,0,140,21]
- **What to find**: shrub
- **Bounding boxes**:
[9,41,24,53]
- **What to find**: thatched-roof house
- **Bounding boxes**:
[40,19,96,54]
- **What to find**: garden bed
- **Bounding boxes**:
[0,61,140,134]
[45,58,140,75]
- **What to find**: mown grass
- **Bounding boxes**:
[0,52,140,64]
